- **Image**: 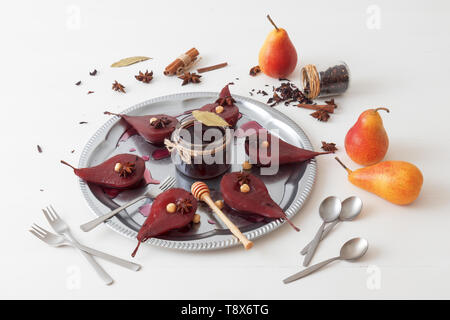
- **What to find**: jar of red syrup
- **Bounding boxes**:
[169,115,232,179]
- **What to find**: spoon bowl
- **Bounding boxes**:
[340,196,363,221]
[319,196,342,222]
[340,237,369,260]
[284,237,369,283]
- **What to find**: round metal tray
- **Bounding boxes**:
[79,92,316,251]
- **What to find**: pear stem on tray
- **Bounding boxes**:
[104,111,121,116]
[335,157,352,174]
[266,15,279,31]
[60,160,76,170]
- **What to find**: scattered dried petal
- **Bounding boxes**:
[267,81,312,107]
[138,203,152,217]
[37,145,42,153]
[75,81,81,86]
[144,168,160,184]
[152,148,170,160]
[89,69,97,76]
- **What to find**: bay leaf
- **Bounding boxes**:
[191,110,230,127]
[111,56,151,68]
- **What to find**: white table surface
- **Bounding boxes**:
[2,0,450,299]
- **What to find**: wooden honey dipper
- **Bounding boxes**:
[191,182,253,250]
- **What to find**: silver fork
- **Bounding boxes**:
[29,223,141,271]
[80,176,176,232]
[42,206,114,285]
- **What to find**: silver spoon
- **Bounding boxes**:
[284,237,369,284]
[303,196,341,266]
[301,196,363,255]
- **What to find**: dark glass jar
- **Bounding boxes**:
[170,115,232,179]
[301,61,350,99]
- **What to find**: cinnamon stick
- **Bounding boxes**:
[197,62,228,73]
[297,103,335,113]
[164,48,199,76]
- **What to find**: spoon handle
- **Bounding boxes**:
[300,220,340,255]
[283,256,340,284]
[303,222,325,267]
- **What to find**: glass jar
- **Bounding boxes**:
[301,61,350,99]
[169,115,232,179]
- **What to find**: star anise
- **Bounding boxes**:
[325,98,337,108]
[215,95,236,107]
[135,70,153,83]
[176,198,193,214]
[118,162,135,178]
[249,65,261,76]
[112,81,126,93]
[310,110,330,122]
[321,141,338,152]
[237,172,250,186]
[150,117,171,129]
[178,72,201,86]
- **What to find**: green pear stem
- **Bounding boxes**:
[335,157,352,174]
[375,107,390,113]
[266,15,279,31]
[60,160,76,170]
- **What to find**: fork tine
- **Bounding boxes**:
[42,208,54,224]
[32,223,49,235]
[31,225,46,237]
[48,205,60,220]
[158,176,171,190]
[29,229,44,239]
[162,177,175,191]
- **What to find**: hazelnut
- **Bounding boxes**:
[215,105,224,114]
[261,140,270,148]
[166,203,176,213]
[114,162,123,173]
[149,117,158,125]
[240,184,250,193]
[192,214,201,224]
[214,200,224,209]
[242,161,252,170]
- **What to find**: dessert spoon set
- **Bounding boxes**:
[283,196,368,284]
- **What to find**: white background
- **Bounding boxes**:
[2,0,450,299]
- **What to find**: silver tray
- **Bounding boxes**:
[79,92,316,251]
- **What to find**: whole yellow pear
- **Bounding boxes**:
[335,157,423,205]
